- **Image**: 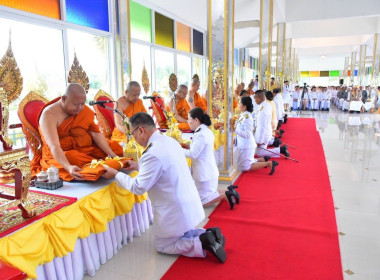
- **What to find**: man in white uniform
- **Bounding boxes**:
[283,80,291,112]
[102,113,227,262]
[254,90,290,158]
[309,86,318,111]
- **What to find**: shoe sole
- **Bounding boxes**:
[206,227,226,247]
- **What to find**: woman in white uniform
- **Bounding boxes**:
[235,97,278,175]
[182,107,240,210]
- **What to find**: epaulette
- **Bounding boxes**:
[142,143,153,155]
[244,114,249,119]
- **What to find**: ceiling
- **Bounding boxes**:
[139,0,380,70]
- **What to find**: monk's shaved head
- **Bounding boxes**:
[62,83,86,115]
[191,78,200,86]
[64,83,86,98]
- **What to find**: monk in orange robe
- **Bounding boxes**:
[111,81,147,142]
[187,78,207,112]
[167,84,191,131]
[32,83,123,181]
[247,82,255,95]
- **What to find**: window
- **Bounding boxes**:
[0,18,66,122]
[154,49,174,99]
[177,54,191,86]
[131,42,151,93]
[67,29,111,101]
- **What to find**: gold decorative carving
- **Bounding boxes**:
[169,73,178,92]
[141,63,150,94]
[93,89,114,139]
[0,148,34,218]
[0,86,13,150]
[0,149,30,200]
[18,91,48,157]
[68,53,90,93]
[0,39,23,103]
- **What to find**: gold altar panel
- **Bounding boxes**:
[67,53,90,93]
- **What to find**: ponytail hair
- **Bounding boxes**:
[189,107,212,126]
[240,96,253,113]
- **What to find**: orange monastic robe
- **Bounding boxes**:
[32,97,123,181]
[176,98,191,131]
[111,99,147,142]
[248,89,255,95]
[194,92,207,112]
[233,97,238,110]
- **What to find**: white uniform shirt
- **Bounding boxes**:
[310,91,317,100]
[273,94,284,121]
[115,131,205,238]
[183,124,219,182]
[235,111,256,150]
[254,101,272,144]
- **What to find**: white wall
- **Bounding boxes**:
[299,57,345,71]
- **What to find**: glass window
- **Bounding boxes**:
[130,1,152,42]
[154,49,174,99]
[154,12,174,48]
[193,56,206,94]
[0,18,66,123]
[131,42,151,93]
[67,29,111,100]
[177,54,191,86]
[0,0,60,19]
[66,0,109,31]
[176,22,191,52]
[193,29,203,55]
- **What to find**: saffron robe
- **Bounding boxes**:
[111,99,147,142]
[32,97,123,181]
[194,92,207,112]
[176,98,191,131]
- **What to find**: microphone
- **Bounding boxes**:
[143,96,159,100]
[89,100,114,106]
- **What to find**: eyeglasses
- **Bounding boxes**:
[128,126,140,137]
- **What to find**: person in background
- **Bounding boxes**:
[182,108,240,210]
[112,81,147,142]
[235,96,279,175]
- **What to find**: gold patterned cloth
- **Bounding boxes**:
[0,184,77,238]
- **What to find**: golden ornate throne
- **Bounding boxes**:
[0,40,35,219]
[93,89,115,139]
[18,91,48,160]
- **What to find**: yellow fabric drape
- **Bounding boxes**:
[0,180,147,279]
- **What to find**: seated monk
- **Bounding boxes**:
[111,81,147,142]
[33,83,123,181]
[187,78,207,112]
[247,81,255,95]
[167,84,191,131]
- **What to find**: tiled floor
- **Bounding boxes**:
[85,106,380,280]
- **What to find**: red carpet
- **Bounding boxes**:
[162,118,343,280]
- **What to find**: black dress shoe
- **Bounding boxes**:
[264,156,270,162]
[269,161,279,175]
[206,227,225,247]
[225,190,236,210]
[273,138,282,147]
[200,231,226,263]
[227,185,238,191]
[280,145,290,157]
[278,130,284,138]
[226,186,240,204]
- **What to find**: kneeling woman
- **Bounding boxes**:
[182,108,240,210]
[235,97,278,174]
